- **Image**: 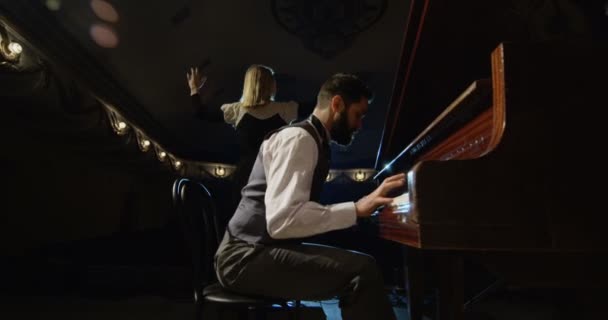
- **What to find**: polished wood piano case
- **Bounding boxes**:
[374,1,608,319]
[378,41,608,320]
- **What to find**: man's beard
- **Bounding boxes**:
[330,110,356,146]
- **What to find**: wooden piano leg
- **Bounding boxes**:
[436,253,464,320]
[405,247,425,320]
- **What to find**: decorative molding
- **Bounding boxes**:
[102,99,376,183]
[271,0,387,58]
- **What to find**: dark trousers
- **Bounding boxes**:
[215,232,396,320]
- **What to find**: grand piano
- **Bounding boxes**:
[373,1,608,319]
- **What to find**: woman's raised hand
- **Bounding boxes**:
[186,67,207,95]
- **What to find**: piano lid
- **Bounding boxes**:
[374,78,492,180]
[374,0,606,174]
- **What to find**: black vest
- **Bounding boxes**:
[227,115,330,244]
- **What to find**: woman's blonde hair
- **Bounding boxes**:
[240,64,276,108]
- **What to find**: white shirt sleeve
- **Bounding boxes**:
[220,103,237,125]
[262,127,357,239]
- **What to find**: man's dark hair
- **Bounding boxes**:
[317,73,374,108]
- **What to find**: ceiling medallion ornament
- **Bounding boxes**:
[271,0,387,59]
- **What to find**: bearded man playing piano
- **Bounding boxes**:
[215,73,405,320]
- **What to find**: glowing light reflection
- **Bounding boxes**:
[91,0,119,23]
[90,23,119,48]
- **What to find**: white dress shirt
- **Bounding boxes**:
[261,126,357,239]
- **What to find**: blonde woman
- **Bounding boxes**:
[187,64,299,215]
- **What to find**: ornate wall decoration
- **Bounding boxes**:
[271,0,387,59]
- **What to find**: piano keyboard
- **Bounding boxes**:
[391,192,411,212]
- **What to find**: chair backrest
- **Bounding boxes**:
[172,178,223,293]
